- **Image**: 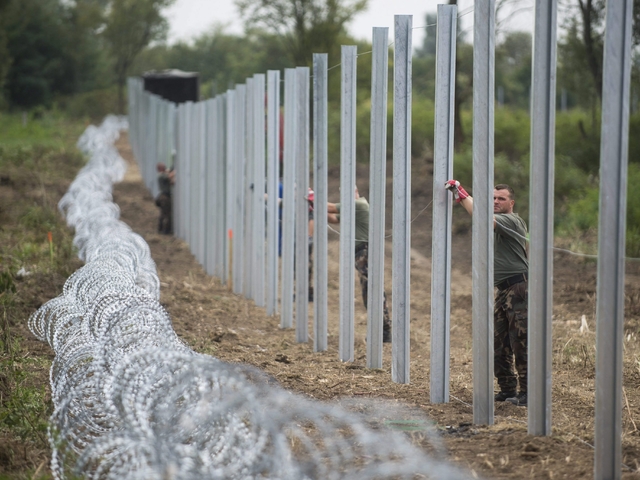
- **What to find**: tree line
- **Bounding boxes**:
[2,0,640,251]
[1,0,638,116]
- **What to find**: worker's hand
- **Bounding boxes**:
[444,179,469,203]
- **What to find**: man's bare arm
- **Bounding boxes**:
[446,181,498,228]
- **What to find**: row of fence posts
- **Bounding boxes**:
[128,2,632,478]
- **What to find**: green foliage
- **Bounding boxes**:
[134,27,294,93]
[0,0,108,108]
[54,87,120,121]
[0,378,50,445]
[0,111,86,150]
[557,163,640,257]
[0,271,15,294]
[411,95,435,161]
[556,109,601,174]
[235,0,368,66]
[0,111,84,479]
[495,31,532,110]
[103,0,176,112]
[494,107,530,161]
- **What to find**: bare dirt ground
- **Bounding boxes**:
[110,133,640,479]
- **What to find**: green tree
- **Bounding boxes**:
[495,31,531,109]
[102,0,175,113]
[234,0,368,66]
[2,0,79,108]
[0,0,11,103]
[132,26,293,93]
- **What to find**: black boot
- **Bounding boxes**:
[506,392,527,407]
[382,325,391,343]
[495,391,517,402]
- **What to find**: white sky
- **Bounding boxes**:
[166,0,535,47]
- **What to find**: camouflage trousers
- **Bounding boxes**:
[155,193,172,234]
[494,280,528,394]
[354,244,391,330]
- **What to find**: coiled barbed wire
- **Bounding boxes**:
[28,115,474,479]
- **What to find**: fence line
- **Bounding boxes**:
[128,7,633,477]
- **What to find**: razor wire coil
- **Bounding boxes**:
[29,115,474,480]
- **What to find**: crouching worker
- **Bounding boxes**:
[155,163,175,235]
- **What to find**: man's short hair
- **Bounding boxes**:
[495,183,514,200]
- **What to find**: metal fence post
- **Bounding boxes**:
[266,71,280,316]
[529,0,557,436]
[233,86,246,294]
[217,95,228,284]
[472,0,496,425]
[244,78,254,299]
[205,98,216,276]
[313,54,328,352]
[281,69,296,329]
[198,101,207,265]
[431,5,457,402]
[226,90,235,287]
[392,15,412,383]
[595,1,633,478]
[295,67,310,343]
[340,45,357,362]
[367,27,389,369]
[253,74,266,307]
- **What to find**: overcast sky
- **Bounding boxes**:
[165,0,534,48]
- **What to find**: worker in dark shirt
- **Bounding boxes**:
[155,163,175,234]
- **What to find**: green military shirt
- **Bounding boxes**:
[335,197,369,250]
[494,212,528,285]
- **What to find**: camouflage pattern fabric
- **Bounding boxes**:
[155,193,172,234]
[308,237,313,292]
[354,244,391,330]
[494,280,528,394]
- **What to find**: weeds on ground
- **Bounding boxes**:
[0,112,86,478]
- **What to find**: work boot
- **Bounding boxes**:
[495,391,517,402]
[506,392,527,407]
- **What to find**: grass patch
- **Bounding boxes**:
[0,112,86,478]
[0,111,87,150]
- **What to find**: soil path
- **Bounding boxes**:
[114,133,640,479]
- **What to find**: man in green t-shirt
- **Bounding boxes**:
[327,187,392,342]
[446,180,529,407]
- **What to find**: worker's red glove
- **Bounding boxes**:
[444,179,469,203]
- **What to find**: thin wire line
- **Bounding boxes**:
[499,222,640,262]
[324,198,640,262]
[324,6,475,75]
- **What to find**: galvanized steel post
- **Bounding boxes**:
[244,78,254,299]
[392,15,412,383]
[295,67,310,343]
[233,86,246,294]
[226,91,236,286]
[430,5,457,403]
[281,69,296,329]
[367,27,389,369]
[595,1,633,478]
[313,54,328,352]
[340,45,357,362]
[528,0,557,436]
[266,70,281,316]
[253,74,266,307]
[472,0,495,425]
